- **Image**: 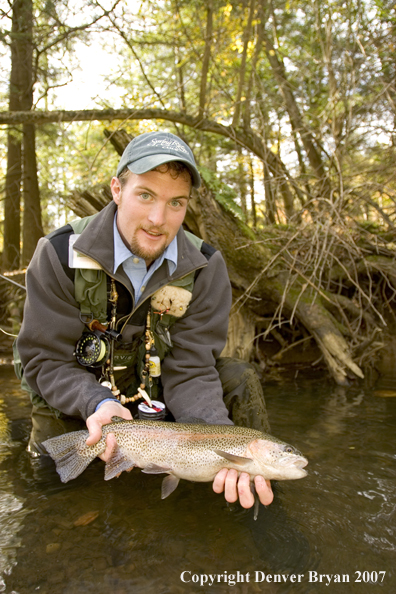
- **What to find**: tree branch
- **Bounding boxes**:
[232,0,255,128]
[0,105,301,215]
[0,106,275,162]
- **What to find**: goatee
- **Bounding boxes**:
[129,231,168,264]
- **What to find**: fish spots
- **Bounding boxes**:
[46,420,308,486]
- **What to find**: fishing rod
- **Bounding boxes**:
[0,273,26,291]
[0,273,26,337]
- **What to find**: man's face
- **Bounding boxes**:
[111,168,191,266]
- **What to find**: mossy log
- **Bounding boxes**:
[66,130,396,385]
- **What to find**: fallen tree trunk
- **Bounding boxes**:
[184,185,367,385]
[66,130,396,385]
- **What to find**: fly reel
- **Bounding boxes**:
[74,331,110,368]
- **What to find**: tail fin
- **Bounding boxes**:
[43,430,94,483]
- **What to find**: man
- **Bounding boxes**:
[17,131,272,511]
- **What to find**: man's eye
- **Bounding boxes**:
[170,199,183,208]
[140,193,151,200]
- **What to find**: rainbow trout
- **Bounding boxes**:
[43,418,307,515]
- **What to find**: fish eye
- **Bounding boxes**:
[284,445,295,453]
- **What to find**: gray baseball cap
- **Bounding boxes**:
[116,131,201,188]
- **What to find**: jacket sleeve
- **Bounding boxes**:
[17,237,116,420]
[161,250,234,424]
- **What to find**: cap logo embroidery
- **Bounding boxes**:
[149,139,189,155]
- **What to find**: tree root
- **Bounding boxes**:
[284,291,364,384]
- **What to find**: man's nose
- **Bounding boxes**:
[147,203,166,227]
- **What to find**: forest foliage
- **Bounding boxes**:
[1,0,396,381]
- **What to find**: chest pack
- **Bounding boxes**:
[69,215,205,327]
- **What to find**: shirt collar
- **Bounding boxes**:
[113,214,178,275]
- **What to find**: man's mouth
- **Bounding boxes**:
[142,228,166,239]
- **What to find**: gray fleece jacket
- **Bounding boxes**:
[17,201,233,424]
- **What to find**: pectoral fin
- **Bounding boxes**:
[161,474,180,499]
[104,446,135,480]
[141,463,172,475]
[214,450,253,468]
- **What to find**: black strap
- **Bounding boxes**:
[201,241,216,260]
[47,224,75,282]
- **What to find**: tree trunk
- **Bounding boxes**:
[19,0,43,264]
[232,0,255,128]
[199,1,213,120]
[4,133,22,270]
[22,123,43,264]
[249,156,257,227]
[258,0,330,197]
[186,187,365,385]
[4,0,43,269]
[237,146,248,218]
[262,159,276,223]
[3,0,25,270]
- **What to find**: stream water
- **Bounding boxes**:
[0,363,395,594]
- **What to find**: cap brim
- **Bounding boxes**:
[127,155,201,189]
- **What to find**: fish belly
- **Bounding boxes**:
[113,429,254,482]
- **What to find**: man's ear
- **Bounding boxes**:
[111,177,121,205]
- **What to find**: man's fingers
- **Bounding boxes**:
[85,400,132,447]
[213,468,239,502]
[212,468,228,493]
[213,469,274,510]
[85,416,102,446]
[99,433,117,462]
[254,476,274,506]
[237,472,255,508]
[224,468,239,503]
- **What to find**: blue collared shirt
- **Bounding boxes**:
[113,215,178,303]
[95,217,179,412]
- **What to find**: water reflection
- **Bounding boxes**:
[0,396,29,593]
[0,365,395,593]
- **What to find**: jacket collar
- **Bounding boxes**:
[73,201,208,299]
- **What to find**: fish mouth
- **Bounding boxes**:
[294,456,308,469]
[277,455,308,468]
[289,457,308,478]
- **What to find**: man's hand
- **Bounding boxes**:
[212,469,273,509]
[85,400,132,462]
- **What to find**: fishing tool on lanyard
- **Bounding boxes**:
[74,279,153,407]
[120,303,158,406]
[116,303,172,411]
[102,280,153,407]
